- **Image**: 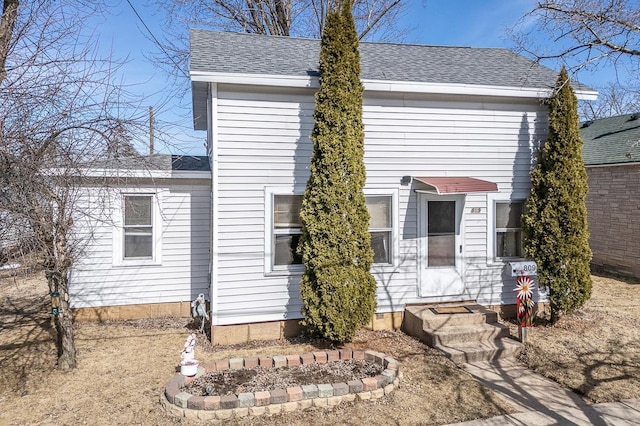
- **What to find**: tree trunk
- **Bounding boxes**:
[48,271,77,369]
[55,302,77,369]
[0,0,19,84]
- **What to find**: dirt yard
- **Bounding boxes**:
[0,269,513,426]
[2,270,637,425]
[516,273,640,403]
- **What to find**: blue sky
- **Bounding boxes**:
[93,0,612,155]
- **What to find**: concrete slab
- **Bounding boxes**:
[621,399,640,412]
[587,401,640,425]
[462,359,588,413]
[447,401,640,426]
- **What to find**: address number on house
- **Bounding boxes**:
[508,261,537,277]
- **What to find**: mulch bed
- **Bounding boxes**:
[183,359,383,396]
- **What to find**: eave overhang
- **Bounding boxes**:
[190,71,599,100]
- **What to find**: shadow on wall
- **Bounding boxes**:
[284,92,315,323]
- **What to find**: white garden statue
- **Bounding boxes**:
[182,333,197,361]
[180,333,199,376]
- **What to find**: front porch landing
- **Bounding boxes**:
[403,304,523,364]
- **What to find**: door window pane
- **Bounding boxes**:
[428,201,455,267]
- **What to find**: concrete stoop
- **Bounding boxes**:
[403,304,523,364]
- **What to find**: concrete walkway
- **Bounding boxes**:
[446,359,640,425]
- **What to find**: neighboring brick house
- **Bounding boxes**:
[581,113,640,277]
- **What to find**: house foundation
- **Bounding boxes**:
[73,301,192,322]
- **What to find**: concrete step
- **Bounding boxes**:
[437,338,524,364]
[426,323,510,347]
[405,304,499,331]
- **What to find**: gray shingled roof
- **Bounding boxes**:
[93,155,211,171]
[190,29,592,91]
[581,114,640,166]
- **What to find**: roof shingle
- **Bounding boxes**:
[190,29,591,91]
[581,114,640,166]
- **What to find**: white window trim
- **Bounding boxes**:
[364,188,399,267]
[487,193,526,265]
[264,186,305,276]
[113,191,163,267]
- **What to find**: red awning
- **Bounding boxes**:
[414,177,498,194]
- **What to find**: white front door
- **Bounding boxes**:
[418,193,465,297]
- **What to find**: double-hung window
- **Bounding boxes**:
[366,196,393,264]
[495,201,524,259]
[123,195,154,259]
[273,195,303,267]
[267,190,395,273]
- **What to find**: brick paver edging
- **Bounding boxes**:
[160,349,401,420]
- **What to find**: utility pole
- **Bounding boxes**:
[149,106,154,155]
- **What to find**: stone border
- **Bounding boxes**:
[161,349,401,420]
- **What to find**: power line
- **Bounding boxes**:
[124,0,190,79]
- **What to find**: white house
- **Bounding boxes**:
[69,155,212,321]
[70,30,596,343]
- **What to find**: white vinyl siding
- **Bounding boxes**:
[211,84,548,325]
[69,178,211,308]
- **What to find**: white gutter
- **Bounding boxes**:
[190,71,598,100]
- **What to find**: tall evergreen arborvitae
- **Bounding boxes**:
[298,1,377,343]
[522,67,592,323]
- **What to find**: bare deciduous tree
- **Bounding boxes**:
[0,1,146,369]
[580,81,640,119]
[151,0,408,86]
[513,0,640,72]
[512,0,640,118]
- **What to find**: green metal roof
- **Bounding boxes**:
[581,113,640,166]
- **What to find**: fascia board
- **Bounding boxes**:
[191,71,598,100]
[585,162,640,168]
[76,169,212,179]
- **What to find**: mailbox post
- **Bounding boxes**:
[508,261,537,343]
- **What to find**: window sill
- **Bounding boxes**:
[113,259,162,268]
[371,263,395,269]
[265,266,305,277]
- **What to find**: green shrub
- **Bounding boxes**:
[299,1,376,343]
[522,67,592,323]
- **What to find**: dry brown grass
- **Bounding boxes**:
[0,270,514,426]
[517,273,640,403]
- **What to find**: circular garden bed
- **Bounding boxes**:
[161,349,401,420]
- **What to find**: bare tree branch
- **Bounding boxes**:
[513,0,640,70]
[149,0,410,92]
[0,0,149,370]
